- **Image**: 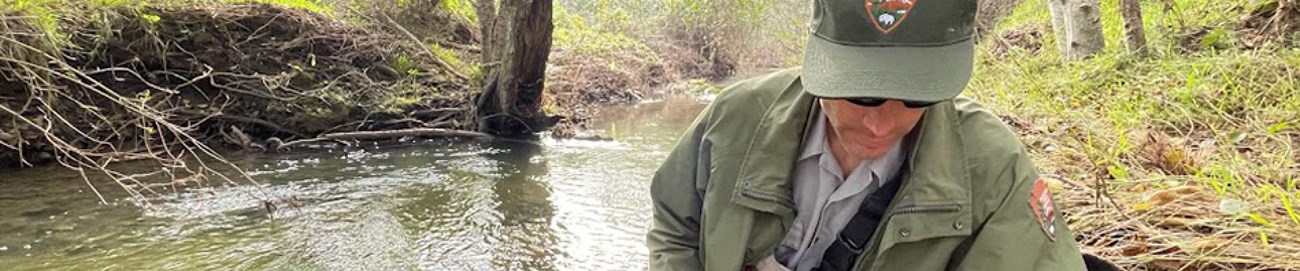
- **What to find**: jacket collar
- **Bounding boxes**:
[797,108,825,161]
[730,73,972,214]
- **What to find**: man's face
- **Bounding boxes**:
[820,99,926,160]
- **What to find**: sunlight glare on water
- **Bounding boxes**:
[0,95,708,271]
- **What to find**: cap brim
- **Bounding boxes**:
[802,35,974,102]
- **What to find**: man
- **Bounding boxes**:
[646,0,1094,270]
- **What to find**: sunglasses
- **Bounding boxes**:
[841,98,942,108]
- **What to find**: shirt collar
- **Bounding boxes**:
[798,108,907,181]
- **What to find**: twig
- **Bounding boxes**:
[207,76,295,102]
[84,67,179,94]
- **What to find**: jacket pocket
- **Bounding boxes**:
[876,203,972,252]
[867,204,973,271]
[742,209,793,264]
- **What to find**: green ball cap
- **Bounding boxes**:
[802,0,978,102]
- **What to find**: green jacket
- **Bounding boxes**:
[647,68,1087,271]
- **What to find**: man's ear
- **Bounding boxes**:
[1082,253,1123,271]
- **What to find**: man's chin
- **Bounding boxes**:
[851,147,891,161]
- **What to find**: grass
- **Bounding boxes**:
[428,44,466,72]
[996,0,1244,56]
[236,0,334,15]
[972,0,1300,269]
[438,0,477,25]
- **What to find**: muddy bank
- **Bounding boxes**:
[0,4,482,170]
[0,0,770,194]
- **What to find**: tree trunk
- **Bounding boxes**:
[1119,0,1148,53]
[1047,0,1106,60]
[1068,0,1106,60]
[1048,0,1070,56]
[473,0,501,64]
[473,0,556,135]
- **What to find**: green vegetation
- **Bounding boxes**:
[552,6,654,59]
[538,0,807,112]
[2,0,66,48]
[971,0,1300,268]
[392,53,419,77]
[438,0,477,25]
[0,0,336,48]
[237,0,334,15]
[997,0,1247,54]
[428,44,466,73]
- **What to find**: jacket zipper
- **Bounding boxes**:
[888,203,962,216]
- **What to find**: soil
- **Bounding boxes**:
[976,0,1023,40]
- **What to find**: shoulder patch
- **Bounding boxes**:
[1029,179,1058,242]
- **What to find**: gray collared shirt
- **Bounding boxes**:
[774,110,905,271]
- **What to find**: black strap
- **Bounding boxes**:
[1082,253,1124,271]
[815,175,905,271]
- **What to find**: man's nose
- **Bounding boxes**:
[859,103,894,136]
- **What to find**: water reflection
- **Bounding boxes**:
[485,139,558,270]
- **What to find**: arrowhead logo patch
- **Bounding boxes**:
[1029,179,1058,242]
[864,0,916,34]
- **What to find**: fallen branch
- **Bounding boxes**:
[321,127,491,141]
[274,137,348,151]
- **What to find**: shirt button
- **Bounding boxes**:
[900,228,911,237]
[954,221,966,230]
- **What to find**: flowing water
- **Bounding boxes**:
[0,95,708,271]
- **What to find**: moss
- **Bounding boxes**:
[382,94,422,111]
[377,82,440,113]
